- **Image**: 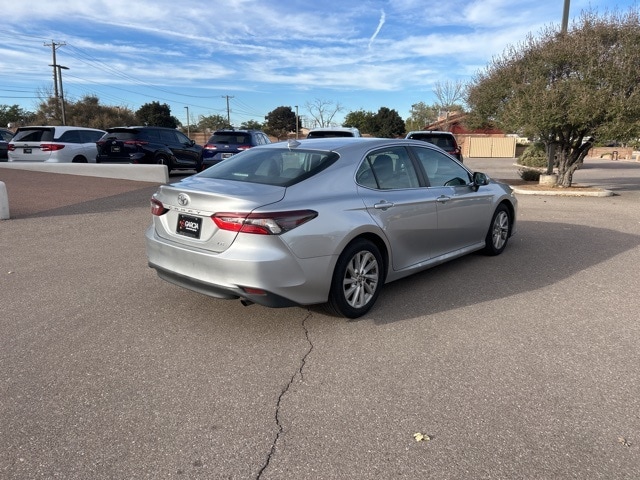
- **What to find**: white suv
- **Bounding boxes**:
[307,127,361,138]
[8,126,106,163]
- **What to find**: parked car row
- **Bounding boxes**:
[3,125,275,173]
[4,124,466,173]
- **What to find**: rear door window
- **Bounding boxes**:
[58,130,82,143]
[357,147,419,190]
[159,129,178,144]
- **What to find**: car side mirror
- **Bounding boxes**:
[472,172,489,190]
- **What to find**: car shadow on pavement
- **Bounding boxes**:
[10,185,159,219]
[360,220,640,325]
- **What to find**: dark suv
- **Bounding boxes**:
[202,129,271,168]
[96,126,203,173]
[405,130,463,162]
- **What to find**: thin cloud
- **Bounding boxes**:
[368,9,386,49]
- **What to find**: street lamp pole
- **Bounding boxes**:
[184,106,190,137]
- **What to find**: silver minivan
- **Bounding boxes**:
[8,126,106,163]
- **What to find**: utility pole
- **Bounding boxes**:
[57,65,69,125]
[44,40,66,122]
[184,106,190,137]
[295,105,299,139]
[222,95,234,126]
[561,0,570,33]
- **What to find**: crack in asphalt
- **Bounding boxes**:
[256,312,314,479]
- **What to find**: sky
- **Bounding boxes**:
[0,0,637,128]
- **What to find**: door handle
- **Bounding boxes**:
[374,201,394,210]
[436,195,451,203]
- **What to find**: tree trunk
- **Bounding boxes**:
[556,140,592,187]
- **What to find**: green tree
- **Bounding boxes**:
[370,107,405,138]
[343,109,375,134]
[240,119,264,130]
[466,8,640,187]
[264,106,297,139]
[64,96,136,129]
[0,104,35,128]
[136,101,179,128]
[198,114,231,132]
[405,102,439,132]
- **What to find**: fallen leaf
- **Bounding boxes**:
[413,433,431,442]
[618,437,632,447]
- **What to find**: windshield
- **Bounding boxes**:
[198,148,339,186]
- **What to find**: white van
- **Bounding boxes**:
[8,126,106,163]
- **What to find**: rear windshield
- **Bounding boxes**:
[208,133,252,144]
[12,128,54,142]
[307,131,355,138]
[198,148,339,186]
[101,130,143,141]
[409,133,455,149]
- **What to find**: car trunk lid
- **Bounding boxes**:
[151,176,286,253]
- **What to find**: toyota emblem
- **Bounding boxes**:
[177,193,190,206]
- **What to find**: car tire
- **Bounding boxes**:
[72,156,88,163]
[157,155,172,173]
[325,238,384,319]
[483,204,511,256]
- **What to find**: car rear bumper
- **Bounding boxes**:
[145,225,334,307]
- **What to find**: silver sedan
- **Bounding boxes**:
[145,137,517,318]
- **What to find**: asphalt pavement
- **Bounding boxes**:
[1,159,639,479]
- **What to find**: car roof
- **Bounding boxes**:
[213,129,260,133]
[15,125,104,132]
[258,137,437,154]
[308,127,360,132]
[406,130,454,136]
[106,126,176,131]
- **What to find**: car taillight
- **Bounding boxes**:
[237,145,252,151]
[40,143,65,152]
[124,140,149,146]
[212,210,318,235]
[7,144,16,151]
[203,144,217,150]
[150,198,168,216]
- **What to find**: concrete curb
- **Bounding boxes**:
[0,162,169,183]
[0,181,9,219]
[511,186,614,197]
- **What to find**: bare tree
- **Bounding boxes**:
[433,80,465,111]
[305,98,344,128]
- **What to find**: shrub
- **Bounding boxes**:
[518,168,541,181]
[518,142,548,168]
